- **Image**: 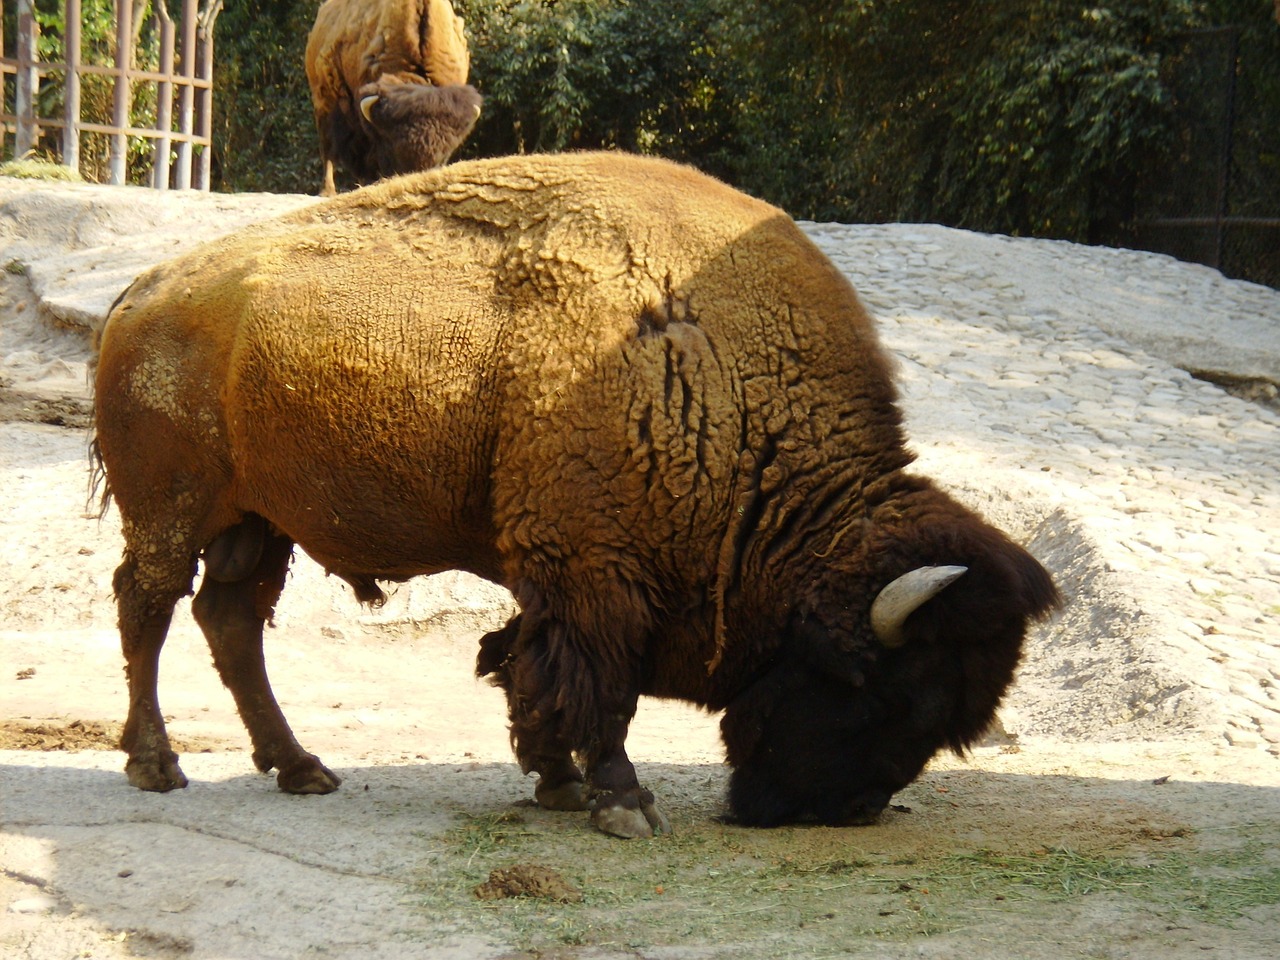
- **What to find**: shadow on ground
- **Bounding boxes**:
[4,753,1278,959]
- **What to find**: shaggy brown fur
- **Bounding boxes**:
[305,0,479,196]
[94,152,1059,837]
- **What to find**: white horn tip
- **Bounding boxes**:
[359,95,379,122]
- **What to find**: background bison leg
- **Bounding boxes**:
[320,156,337,198]
[114,554,194,792]
[313,109,337,197]
[191,523,341,794]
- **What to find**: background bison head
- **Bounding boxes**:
[721,483,1060,827]
[357,77,482,180]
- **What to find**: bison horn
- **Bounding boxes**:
[870,565,968,648]
[359,94,379,122]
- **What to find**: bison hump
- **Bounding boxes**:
[423,0,470,86]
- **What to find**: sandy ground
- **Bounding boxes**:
[2,177,1279,959]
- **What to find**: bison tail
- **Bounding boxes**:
[87,435,113,521]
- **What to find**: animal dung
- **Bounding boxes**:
[473,865,583,903]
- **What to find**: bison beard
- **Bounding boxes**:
[93,152,1060,838]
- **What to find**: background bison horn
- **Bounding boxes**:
[870,565,968,648]
[359,94,379,123]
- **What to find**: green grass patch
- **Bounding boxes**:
[407,811,1280,953]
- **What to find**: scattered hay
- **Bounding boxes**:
[0,158,82,182]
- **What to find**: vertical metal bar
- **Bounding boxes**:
[193,1,222,190]
[174,0,198,189]
[154,4,176,189]
[15,0,39,157]
[62,0,83,173]
[1213,27,1240,272]
[109,0,134,185]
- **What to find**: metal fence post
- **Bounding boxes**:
[174,0,198,189]
[15,0,39,158]
[193,1,223,190]
[62,0,83,173]
[108,0,134,185]
[1212,27,1240,271]
[153,3,176,189]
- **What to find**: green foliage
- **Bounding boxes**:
[17,0,1264,269]
[211,0,322,194]
[454,0,722,160]
[924,2,1193,239]
[711,0,1203,238]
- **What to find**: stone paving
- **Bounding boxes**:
[803,222,1280,755]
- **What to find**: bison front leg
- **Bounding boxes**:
[191,521,340,794]
[477,618,588,812]
[114,555,194,792]
[584,711,672,840]
[481,606,670,838]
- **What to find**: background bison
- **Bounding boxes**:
[93,152,1058,839]
[304,0,481,196]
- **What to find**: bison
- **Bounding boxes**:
[93,152,1060,838]
[304,0,482,196]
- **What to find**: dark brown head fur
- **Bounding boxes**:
[720,477,1060,827]
[356,77,482,179]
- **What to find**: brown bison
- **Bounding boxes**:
[94,152,1060,838]
[304,0,481,196]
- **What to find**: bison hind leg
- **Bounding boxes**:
[192,518,341,794]
[114,551,197,792]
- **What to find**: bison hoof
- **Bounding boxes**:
[125,753,188,792]
[535,777,590,811]
[591,791,672,839]
[276,755,342,795]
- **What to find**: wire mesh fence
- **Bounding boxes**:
[1127,25,1280,289]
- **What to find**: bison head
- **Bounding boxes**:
[720,485,1060,827]
[356,76,483,179]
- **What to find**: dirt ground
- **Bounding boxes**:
[2,178,1279,959]
[3,523,1278,959]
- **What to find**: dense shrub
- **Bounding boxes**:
[212,0,320,194]
[709,1,1203,239]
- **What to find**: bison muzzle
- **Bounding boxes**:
[93,152,1060,838]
